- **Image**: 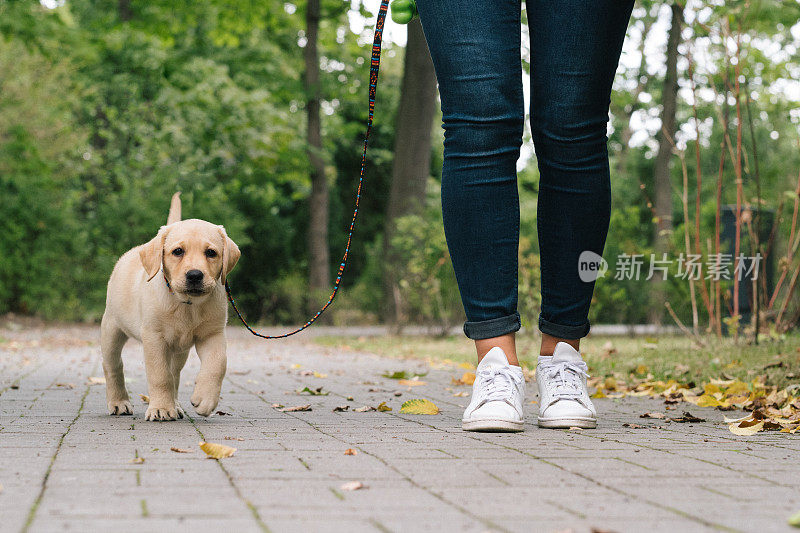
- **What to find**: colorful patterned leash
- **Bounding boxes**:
[225,0,389,339]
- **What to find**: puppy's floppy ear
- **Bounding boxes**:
[139,226,169,282]
[218,226,241,285]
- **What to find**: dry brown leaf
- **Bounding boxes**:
[199,441,236,459]
[224,436,245,441]
[453,391,468,397]
[271,403,284,409]
[354,405,375,412]
[130,457,145,464]
[344,448,358,456]
[340,481,365,491]
[280,404,311,412]
[333,405,350,412]
[669,412,705,423]
[640,412,665,419]
[87,376,106,385]
[170,447,192,453]
[54,383,75,389]
[139,394,150,403]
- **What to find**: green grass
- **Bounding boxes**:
[314,333,800,388]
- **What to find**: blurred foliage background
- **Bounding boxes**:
[0,0,799,336]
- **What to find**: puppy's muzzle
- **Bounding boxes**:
[185,270,206,295]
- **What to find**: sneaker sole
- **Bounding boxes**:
[462,419,524,432]
[537,416,597,429]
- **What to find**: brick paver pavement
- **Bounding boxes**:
[1,323,799,533]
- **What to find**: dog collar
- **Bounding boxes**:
[163,270,192,305]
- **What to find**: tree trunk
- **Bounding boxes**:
[118,0,132,21]
[381,19,438,324]
[305,0,330,300]
[649,2,683,324]
[614,17,653,178]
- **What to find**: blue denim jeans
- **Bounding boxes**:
[415,0,633,340]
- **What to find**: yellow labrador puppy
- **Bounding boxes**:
[100,193,240,421]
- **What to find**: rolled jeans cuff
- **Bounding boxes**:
[538,315,590,340]
[463,312,521,340]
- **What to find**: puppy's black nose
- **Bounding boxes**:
[186,270,204,283]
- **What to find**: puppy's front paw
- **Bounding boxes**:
[108,400,133,416]
[145,403,179,421]
[190,387,219,417]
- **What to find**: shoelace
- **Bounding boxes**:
[540,360,589,398]
[478,366,522,403]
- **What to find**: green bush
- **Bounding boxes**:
[389,194,463,332]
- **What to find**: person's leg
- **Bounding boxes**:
[527,0,634,353]
[528,0,633,429]
[416,0,526,431]
[415,0,524,366]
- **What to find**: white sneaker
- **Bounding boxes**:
[536,342,597,429]
[462,347,525,432]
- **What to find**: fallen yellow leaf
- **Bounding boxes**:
[722,414,752,424]
[377,401,392,412]
[139,394,149,403]
[728,420,765,436]
[788,510,800,528]
[344,448,358,456]
[451,372,476,386]
[199,441,236,459]
[397,379,427,387]
[400,399,439,415]
[170,447,192,453]
[696,394,731,408]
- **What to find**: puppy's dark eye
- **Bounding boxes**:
[172,248,184,257]
[205,249,218,258]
